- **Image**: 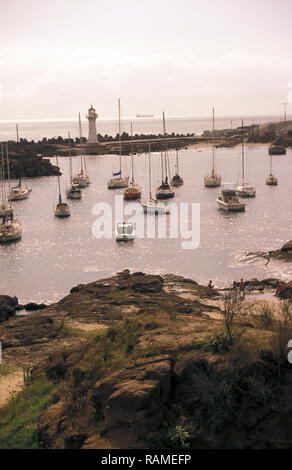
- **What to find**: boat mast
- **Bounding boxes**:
[162,111,168,182]
[118,99,122,174]
[131,122,134,184]
[78,113,84,174]
[1,143,6,206]
[56,155,62,203]
[5,142,11,196]
[68,131,72,184]
[241,119,245,185]
[212,107,215,174]
[270,153,273,176]
[176,148,179,175]
[160,149,164,183]
[148,142,152,199]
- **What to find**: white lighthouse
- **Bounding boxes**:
[86,104,98,144]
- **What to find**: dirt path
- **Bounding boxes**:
[0,370,23,408]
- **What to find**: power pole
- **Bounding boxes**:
[282,102,288,121]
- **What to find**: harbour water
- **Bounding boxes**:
[1,142,292,304]
[0,114,283,141]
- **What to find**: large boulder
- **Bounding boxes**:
[90,355,171,442]
[0,295,18,323]
[281,241,292,253]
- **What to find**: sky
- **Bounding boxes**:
[1,0,292,120]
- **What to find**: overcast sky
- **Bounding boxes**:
[1,0,292,120]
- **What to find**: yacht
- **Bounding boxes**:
[216,188,246,212]
[204,108,221,188]
[108,99,129,190]
[115,222,135,242]
[236,120,256,197]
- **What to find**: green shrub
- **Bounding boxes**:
[0,378,55,449]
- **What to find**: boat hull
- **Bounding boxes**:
[8,188,31,201]
[0,221,22,243]
[171,175,184,186]
[216,199,245,212]
[54,203,71,218]
[236,189,256,197]
[66,189,82,199]
[204,175,222,187]
[266,177,278,186]
[0,205,13,218]
[108,177,129,189]
[124,186,142,200]
[142,202,170,214]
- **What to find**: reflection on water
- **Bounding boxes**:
[1,144,292,303]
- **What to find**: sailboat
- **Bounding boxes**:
[155,112,175,199]
[142,142,170,214]
[236,120,256,197]
[66,132,82,199]
[124,123,142,200]
[0,142,13,218]
[171,148,184,186]
[0,143,22,243]
[204,108,221,187]
[54,155,70,218]
[266,151,278,185]
[108,99,129,189]
[73,113,91,188]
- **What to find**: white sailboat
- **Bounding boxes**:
[54,155,70,218]
[266,151,278,185]
[236,120,256,197]
[204,108,221,187]
[73,113,91,188]
[66,132,82,199]
[0,142,13,218]
[124,123,142,200]
[155,112,175,200]
[171,148,184,186]
[142,142,170,214]
[108,99,129,189]
[0,143,22,243]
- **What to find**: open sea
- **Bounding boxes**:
[0,115,291,304]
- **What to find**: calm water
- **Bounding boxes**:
[0,114,282,141]
[1,143,292,304]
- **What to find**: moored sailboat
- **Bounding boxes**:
[236,120,256,197]
[171,148,184,186]
[66,132,82,200]
[0,142,13,218]
[73,113,91,188]
[204,108,221,187]
[142,143,170,214]
[266,151,278,185]
[124,123,142,200]
[0,143,22,243]
[155,112,175,200]
[108,99,129,189]
[54,155,70,218]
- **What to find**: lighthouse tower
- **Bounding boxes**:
[86,105,99,144]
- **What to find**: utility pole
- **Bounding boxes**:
[282,102,288,121]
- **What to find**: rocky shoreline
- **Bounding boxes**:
[1,270,292,449]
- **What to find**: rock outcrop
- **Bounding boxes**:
[1,154,60,179]
[0,295,18,323]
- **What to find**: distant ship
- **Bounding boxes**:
[136,113,154,118]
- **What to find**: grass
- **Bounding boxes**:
[0,364,19,378]
[53,321,92,339]
[0,377,55,449]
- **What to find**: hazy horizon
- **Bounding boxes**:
[1,0,292,120]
